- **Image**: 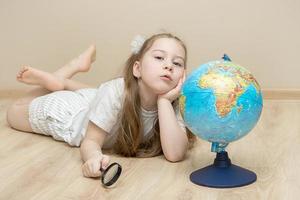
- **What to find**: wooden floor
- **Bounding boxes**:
[0,95,300,200]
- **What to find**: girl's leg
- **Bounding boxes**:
[6,45,96,132]
[63,79,91,91]
[54,44,96,90]
[53,44,96,79]
[16,66,93,92]
[16,44,96,91]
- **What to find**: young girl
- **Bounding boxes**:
[7,33,195,178]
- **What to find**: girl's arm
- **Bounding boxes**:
[80,121,110,177]
[157,98,188,162]
[157,75,188,162]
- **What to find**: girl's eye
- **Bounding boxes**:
[173,62,183,67]
[155,56,164,60]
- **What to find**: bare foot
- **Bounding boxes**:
[53,45,96,79]
[17,66,65,91]
[70,44,96,72]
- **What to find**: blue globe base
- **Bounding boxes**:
[190,151,256,188]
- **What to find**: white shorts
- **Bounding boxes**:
[28,88,97,146]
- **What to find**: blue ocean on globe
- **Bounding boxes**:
[179,58,263,152]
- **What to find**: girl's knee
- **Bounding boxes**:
[6,103,32,132]
[13,97,33,105]
[6,106,13,128]
[6,103,20,127]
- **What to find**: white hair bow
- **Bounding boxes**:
[130,35,146,54]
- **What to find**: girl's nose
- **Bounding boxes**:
[163,62,173,71]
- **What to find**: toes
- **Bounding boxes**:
[17,71,21,78]
[20,66,28,72]
[20,66,30,73]
[17,66,30,79]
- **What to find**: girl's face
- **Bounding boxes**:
[133,38,186,95]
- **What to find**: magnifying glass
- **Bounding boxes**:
[100,162,122,187]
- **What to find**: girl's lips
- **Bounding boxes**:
[160,75,172,81]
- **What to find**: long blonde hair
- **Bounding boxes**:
[113,33,195,157]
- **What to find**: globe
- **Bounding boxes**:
[180,56,263,153]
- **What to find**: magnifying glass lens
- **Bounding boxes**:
[101,162,122,187]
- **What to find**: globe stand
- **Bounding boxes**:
[190,151,256,188]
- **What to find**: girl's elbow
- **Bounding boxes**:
[163,144,188,162]
[165,153,185,163]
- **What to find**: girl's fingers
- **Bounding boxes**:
[183,70,186,82]
[91,171,101,177]
[82,167,87,177]
[92,162,102,177]
[86,164,93,177]
[101,155,110,170]
[82,165,90,177]
[82,161,101,178]
[177,78,183,91]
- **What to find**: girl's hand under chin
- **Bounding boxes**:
[158,72,186,103]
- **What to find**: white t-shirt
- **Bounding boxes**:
[88,77,186,149]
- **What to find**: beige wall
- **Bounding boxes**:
[1,0,299,90]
